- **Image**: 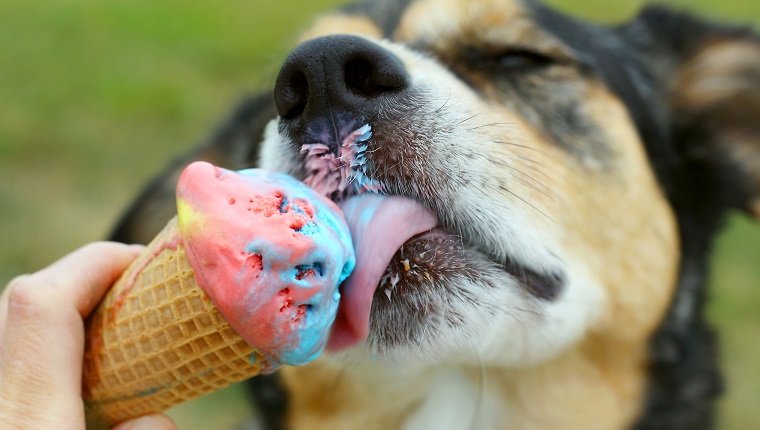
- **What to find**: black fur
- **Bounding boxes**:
[245,373,289,430]
[627,9,759,429]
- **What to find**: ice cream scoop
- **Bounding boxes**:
[177,161,355,365]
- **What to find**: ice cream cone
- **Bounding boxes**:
[82,216,266,429]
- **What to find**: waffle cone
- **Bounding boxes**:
[82,216,267,429]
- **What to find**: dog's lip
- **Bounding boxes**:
[326,193,438,352]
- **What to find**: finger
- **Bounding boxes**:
[0,242,144,428]
[111,414,177,430]
[0,242,143,365]
[32,241,146,318]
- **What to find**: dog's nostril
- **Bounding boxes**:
[275,70,308,120]
[345,57,406,99]
[274,35,409,122]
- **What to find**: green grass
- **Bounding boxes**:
[0,1,758,429]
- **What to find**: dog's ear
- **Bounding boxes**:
[635,8,760,220]
[109,93,276,244]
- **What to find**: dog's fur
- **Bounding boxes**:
[110,1,760,429]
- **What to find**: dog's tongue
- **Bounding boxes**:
[326,194,437,351]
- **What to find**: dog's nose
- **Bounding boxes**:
[274,35,409,121]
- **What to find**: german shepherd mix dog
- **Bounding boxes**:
[110,0,760,429]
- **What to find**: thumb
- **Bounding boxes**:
[111,414,177,430]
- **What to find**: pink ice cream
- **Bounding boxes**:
[176,162,354,369]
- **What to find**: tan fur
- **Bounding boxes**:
[554,82,680,346]
[282,363,423,430]
[674,40,760,110]
[395,0,571,61]
[395,0,523,46]
[298,15,382,43]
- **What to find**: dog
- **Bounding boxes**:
[109,0,760,429]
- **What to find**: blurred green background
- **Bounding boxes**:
[1,0,758,429]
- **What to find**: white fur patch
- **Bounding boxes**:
[401,368,502,430]
[259,120,298,174]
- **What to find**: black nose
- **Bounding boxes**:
[274,35,409,121]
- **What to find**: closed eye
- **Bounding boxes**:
[494,49,556,70]
[463,46,560,73]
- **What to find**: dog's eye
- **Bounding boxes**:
[494,49,555,70]
[462,46,560,75]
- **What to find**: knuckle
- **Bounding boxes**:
[7,274,43,307]
[5,274,30,293]
[5,273,57,317]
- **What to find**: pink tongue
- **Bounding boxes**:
[326,194,438,351]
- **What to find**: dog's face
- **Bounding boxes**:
[259,0,683,368]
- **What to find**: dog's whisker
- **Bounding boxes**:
[497,186,558,225]
[493,139,550,156]
[465,338,487,430]
[504,175,557,203]
[510,306,543,317]
[434,90,453,114]
[457,111,485,125]
[468,122,520,131]
[483,152,557,202]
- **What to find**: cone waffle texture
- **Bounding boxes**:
[83,216,267,429]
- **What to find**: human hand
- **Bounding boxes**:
[0,242,176,430]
